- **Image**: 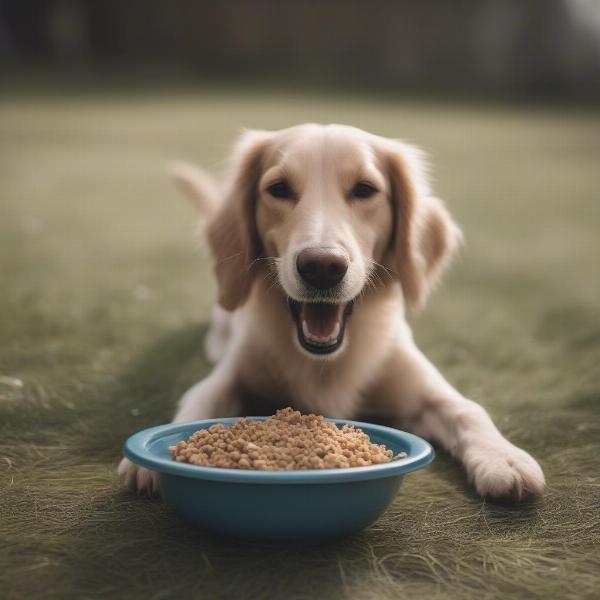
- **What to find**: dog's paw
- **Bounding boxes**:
[464,442,545,501]
[117,457,160,496]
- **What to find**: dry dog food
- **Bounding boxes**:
[170,407,400,470]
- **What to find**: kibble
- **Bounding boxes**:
[170,407,401,470]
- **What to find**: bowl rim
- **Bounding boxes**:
[124,417,435,484]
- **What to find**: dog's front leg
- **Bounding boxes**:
[117,358,243,495]
[378,343,545,500]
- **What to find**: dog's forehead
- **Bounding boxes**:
[264,125,382,175]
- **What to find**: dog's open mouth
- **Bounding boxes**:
[288,299,354,355]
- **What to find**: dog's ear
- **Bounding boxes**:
[206,129,272,311]
[382,140,463,311]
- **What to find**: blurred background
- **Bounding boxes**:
[1,0,599,99]
[2,3,600,600]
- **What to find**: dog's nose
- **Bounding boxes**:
[296,248,349,289]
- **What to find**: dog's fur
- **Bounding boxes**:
[119,124,545,500]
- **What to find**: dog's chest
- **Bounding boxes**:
[239,346,381,419]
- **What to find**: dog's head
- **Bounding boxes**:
[207,124,462,357]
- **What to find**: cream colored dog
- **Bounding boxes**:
[118,124,545,500]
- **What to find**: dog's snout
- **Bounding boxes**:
[296,248,349,289]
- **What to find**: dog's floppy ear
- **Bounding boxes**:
[382,140,463,311]
[206,129,272,311]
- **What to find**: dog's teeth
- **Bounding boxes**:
[302,320,311,340]
[302,319,340,346]
[330,322,340,340]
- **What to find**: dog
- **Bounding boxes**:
[118,123,545,500]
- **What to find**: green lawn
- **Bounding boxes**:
[1,86,599,599]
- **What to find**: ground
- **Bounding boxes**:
[1,86,599,600]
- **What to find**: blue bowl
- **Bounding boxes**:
[124,417,434,541]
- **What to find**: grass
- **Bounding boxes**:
[1,85,599,599]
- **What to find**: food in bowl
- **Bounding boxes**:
[170,407,404,470]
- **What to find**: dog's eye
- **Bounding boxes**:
[351,182,377,199]
[267,181,294,199]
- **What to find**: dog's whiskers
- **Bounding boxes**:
[262,260,282,293]
[364,266,382,292]
[248,256,281,273]
[366,257,396,280]
[266,279,282,293]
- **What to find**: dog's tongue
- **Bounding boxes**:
[301,302,342,338]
